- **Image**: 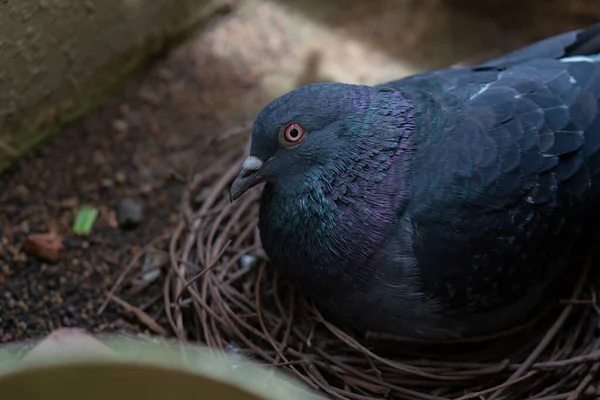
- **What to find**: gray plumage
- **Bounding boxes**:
[230,24,600,340]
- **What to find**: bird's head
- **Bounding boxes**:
[229,82,413,201]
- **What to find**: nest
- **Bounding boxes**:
[104,128,600,400]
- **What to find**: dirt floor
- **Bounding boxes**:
[1,0,598,344]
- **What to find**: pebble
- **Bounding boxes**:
[23,232,63,262]
[239,254,256,270]
[116,198,144,229]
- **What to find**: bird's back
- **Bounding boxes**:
[249,25,600,340]
[372,24,600,336]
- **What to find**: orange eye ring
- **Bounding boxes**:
[279,122,306,147]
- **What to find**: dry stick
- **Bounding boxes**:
[158,144,600,400]
[589,288,600,317]
[515,320,590,398]
[217,283,258,316]
[233,215,260,249]
[219,245,262,284]
[566,336,600,400]
[568,363,600,400]
[109,294,168,336]
[175,240,231,302]
[178,274,232,333]
[207,295,226,351]
[487,260,591,400]
[213,190,259,269]
[341,375,391,396]
[209,289,292,364]
[273,276,295,364]
[532,349,600,370]
[204,274,319,390]
[309,348,448,400]
[198,160,241,216]
[366,305,553,345]
[163,270,181,338]
[198,228,213,347]
[454,371,538,400]
[209,277,276,346]
[194,218,209,270]
[317,312,471,382]
[255,262,303,381]
[168,221,188,342]
[188,233,230,348]
[303,363,353,400]
[204,229,236,349]
[534,394,573,400]
[178,166,231,350]
[205,201,234,260]
[289,316,449,398]
[532,357,591,399]
[169,260,234,346]
[173,177,215,340]
[98,231,172,315]
[194,163,240,270]
[509,314,589,398]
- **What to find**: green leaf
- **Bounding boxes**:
[73,206,99,235]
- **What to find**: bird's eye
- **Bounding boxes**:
[279,122,306,147]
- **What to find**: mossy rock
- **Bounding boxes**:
[0,0,231,174]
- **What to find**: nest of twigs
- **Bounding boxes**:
[104,128,600,400]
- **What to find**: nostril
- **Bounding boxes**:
[241,169,254,178]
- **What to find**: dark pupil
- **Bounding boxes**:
[289,128,299,138]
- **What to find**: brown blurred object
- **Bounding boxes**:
[23,232,63,263]
[22,329,114,362]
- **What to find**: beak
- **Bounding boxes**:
[229,155,265,202]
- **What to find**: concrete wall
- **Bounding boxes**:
[0,0,229,173]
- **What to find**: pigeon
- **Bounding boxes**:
[229,24,600,340]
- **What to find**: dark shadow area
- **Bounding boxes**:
[270,0,600,71]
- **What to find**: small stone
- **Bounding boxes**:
[101,178,113,187]
[92,150,106,165]
[107,210,119,228]
[584,385,597,396]
[23,232,63,262]
[142,252,168,272]
[140,268,161,283]
[112,119,129,132]
[239,254,256,270]
[116,198,144,230]
[14,184,29,197]
[114,172,126,183]
[140,183,153,194]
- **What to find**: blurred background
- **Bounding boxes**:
[0,0,599,342]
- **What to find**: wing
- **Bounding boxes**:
[378,23,600,95]
[416,58,600,211]
[402,43,600,321]
[403,22,600,214]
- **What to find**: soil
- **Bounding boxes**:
[0,11,262,344]
[1,0,598,345]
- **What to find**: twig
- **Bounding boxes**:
[109,294,168,336]
[488,260,591,400]
[98,232,172,315]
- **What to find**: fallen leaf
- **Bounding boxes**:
[73,206,99,235]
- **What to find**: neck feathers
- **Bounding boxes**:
[259,88,416,280]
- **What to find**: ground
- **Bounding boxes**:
[0,0,597,343]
